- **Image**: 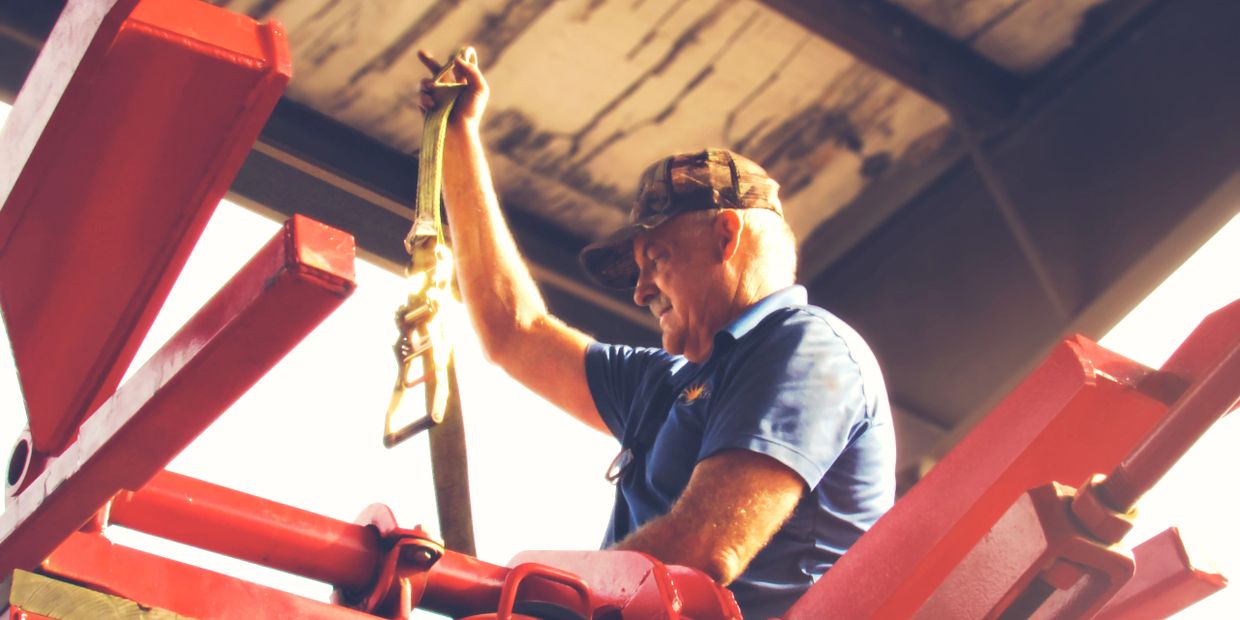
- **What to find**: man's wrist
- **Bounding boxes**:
[446,119,482,141]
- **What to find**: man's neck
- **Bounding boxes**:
[681,280,790,363]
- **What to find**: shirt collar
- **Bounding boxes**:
[718,285,807,344]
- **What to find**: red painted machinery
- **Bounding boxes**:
[0,1,1232,618]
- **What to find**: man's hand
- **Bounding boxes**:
[417,49,489,130]
[614,449,805,584]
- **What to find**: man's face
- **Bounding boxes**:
[631,214,724,359]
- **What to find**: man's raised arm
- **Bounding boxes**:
[417,50,604,433]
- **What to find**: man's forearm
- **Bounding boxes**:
[438,124,549,360]
[613,450,805,585]
[614,512,741,584]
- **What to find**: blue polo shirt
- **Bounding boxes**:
[585,286,896,618]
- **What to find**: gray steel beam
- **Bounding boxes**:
[796,0,1173,289]
[812,0,1240,444]
[758,0,1023,130]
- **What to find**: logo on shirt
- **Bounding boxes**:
[678,382,710,405]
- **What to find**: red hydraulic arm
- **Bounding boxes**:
[1093,299,1240,513]
[107,469,383,595]
[48,469,741,619]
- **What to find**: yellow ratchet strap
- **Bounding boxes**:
[383,47,477,449]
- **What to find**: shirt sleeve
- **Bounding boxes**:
[585,342,678,440]
[700,310,872,488]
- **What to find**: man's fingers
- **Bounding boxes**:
[416,47,487,121]
[416,49,441,73]
[455,56,478,79]
[454,56,485,90]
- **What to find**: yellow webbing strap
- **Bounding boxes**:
[406,47,477,269]
[383,47,477,555]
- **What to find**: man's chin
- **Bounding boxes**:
[661,332,684,356]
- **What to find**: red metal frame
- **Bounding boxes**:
[0,0,291,458]
[783,337,1174,619]
[0,215,356,579]
[785,300,1240,619]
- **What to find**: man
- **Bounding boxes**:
[418,50,896,618]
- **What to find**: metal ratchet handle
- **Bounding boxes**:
[383,312,448,447]
[383,247,455,448]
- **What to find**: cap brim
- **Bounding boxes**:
[578,215,668,289]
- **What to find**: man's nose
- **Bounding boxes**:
[633,271,655,306]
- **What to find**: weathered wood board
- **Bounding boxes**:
[211,0,1102,244]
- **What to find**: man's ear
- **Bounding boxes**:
[716,209,744,262]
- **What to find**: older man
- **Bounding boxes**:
[419,50,896,618]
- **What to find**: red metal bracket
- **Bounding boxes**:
[914,482,1136,619]
[495,564,593,620]
[510,550,742,619]
[0,215,355,578]
[1095,527,1228,619]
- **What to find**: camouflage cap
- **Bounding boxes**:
[578,148,783,289]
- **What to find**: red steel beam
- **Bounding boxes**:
[0,215,355,578]
[0,0,291,456]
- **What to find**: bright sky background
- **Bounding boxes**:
[0,99,1237,617]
